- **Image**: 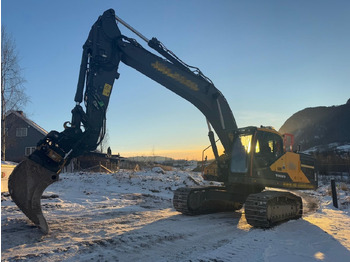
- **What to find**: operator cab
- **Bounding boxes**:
[229,126,284,181]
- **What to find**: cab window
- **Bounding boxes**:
[254,131,283,167]
[230,134,252,173]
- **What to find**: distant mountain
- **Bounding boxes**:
[279,99,350,151]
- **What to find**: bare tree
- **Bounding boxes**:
[1,26,28,160]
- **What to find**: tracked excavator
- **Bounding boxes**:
[8,9,318,234]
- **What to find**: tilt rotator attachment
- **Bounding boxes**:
[8,105,108,234]
[8,114,85,234]
[8,81,113,234]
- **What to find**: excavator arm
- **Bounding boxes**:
[8,9,238,233]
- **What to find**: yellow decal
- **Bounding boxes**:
[102,83,112,97]
[151,61,199,91]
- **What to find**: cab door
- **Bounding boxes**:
[253,130,284,170]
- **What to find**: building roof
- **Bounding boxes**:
[6,111,48,135]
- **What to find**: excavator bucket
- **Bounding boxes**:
[8,158,59,234]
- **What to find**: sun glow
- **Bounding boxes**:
[120,145,225,161]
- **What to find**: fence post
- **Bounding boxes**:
[331,179,338,208]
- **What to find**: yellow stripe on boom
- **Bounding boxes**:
[151,61,199,91]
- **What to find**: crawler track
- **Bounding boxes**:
[173,187,243,215]
[244,191,303,228]
[173,187,199,215]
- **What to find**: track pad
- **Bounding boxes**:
[8,158,59,234]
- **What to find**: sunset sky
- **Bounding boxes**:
[2,0,349,160]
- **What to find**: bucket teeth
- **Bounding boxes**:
[8,158,59,234]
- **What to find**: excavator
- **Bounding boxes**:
[8,9,318,234]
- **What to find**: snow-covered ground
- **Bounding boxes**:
[1,168,350,262]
